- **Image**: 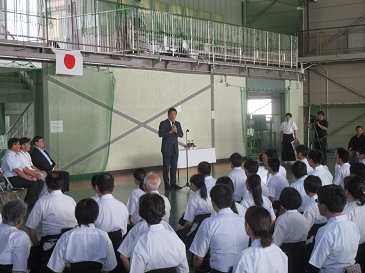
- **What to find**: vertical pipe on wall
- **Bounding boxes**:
[210,74,215,148]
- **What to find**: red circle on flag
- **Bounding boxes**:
[64,54,76,69]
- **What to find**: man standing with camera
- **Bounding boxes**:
[311,111,329,165]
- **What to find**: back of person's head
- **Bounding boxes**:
[75,198,99,226]
[197,161,211,176]
[317,185,347,213]
[338,149,350,163]
[246,174,263,207]
[280,187,302,210]
[19,137,31,146]
[143,172,161,192]
[91,174,99,189]
[344,175,365,206]
[304,175,322,194]
[230,152,243,167]
[350,163,365,179]
[45,171,64,190]
[215,176,237,213]
[190,174,208,200]
[295,145,310,157]
[308,149,323,164]
[291,161,307,179]
[243,159,259,174]
[7,137,20,150]
[1,199,27,226]
[265,148,278,159]
[245,206,273,248]
[139,193,165,225]
[96,173,114,194]
[210,184,233,209]
[32,136,43,145]
[268,158,280,172]
[336,147,346,155]
[133,168,146,183]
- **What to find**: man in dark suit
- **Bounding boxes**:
[159,108,184,190]
[30,136,70,192]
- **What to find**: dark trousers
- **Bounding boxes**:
[314,137,327,165]
[162,151,179,187]
[356,242,365,273]
[71,262,102,273]
[8,176,44,207]
[0,264,12,273]
[282,134,295,161]
[108,229,127,273]
[281,241,309,273]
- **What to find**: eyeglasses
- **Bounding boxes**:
[315,199,318,203]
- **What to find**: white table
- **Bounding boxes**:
[177,148,216,169]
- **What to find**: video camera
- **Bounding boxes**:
[310,114,319,124]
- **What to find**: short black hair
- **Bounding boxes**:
[229,152,243,167]
[280,187,302,210]
[168,108,177,115]
[295,145,310,157]
[285,113,292,118]
[91,174,99,188]
[19,137,31,146]
[303,175,322,194]
[317,185,347,213]
[268,157,280,172]
[139,193,165,225]
[337,149,350,163]
[265,148,278,159]
[75,198,99,226]
[344,175,365,206]
[197,161,211,176]
[7,138,20,150]
[32,136,43,145]
[215,176,234,191]
[356,126,362,130]
[210,184,233,209]
[350,163,365,179]
[291,161,307,179]
[96,173,114,193]
[46,171,64,190]
[190,174,208,200]
[133,168,146,183]
[317,110,325,116]
[308,149,323,164]
[243,159,259,174]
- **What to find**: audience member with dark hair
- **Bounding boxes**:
[47,198,117,273]
[306,185,360,273]
[333,149,350,188]
[357,147,365,164]
[0,199,31,273]
[308,149,333,186]
[198,161,216,193]
[348,126,365,164]
[264,148,287,183]
[90,174,99,201]
[243,159,269,197]
[233,206,288,273]
[129,193,189,272]
[190,184,249,273]
[214,176,243,216]
[267,158,289,206]
[240,174,276,222]
[290,161,310,212]
[273,187,310,273]
[350,162,365,179]
[126,168,147,223]
[228,152,247,202]
[296,145,314,175]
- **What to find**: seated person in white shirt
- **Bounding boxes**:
[357,147,365,164]
[129,193,189,273]
[198,161,216,193]
[243,159,269,197]
[264,148,287,182]
[273,187,310,273]
[233,206,288,273]
[290,161,310,212]
[350,163,365,180]
[334,149,350,188]
[306,185,360,273]
[228,152,247,202]
[296,145,314,175]
[190,184,249,273]
[308,149,333,186]
[1,137,44,208]
[267,158,289,212]
[126,168,146,224]
[0,199,31,273]
[47,198,117,273]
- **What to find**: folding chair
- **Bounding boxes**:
[0,168,25,200]
[0,182,10,205]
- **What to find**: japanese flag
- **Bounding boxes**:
[52,49,83,76]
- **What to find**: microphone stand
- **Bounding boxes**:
[183,129,190,188]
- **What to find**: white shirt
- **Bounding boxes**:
[266,165,287,184]
[1,150,26,177]
[273,210,310,246]
[190,208,249,272]
[19,150,34,170]
[240,193,276,221]
[118,220,174,258]
[312,165,333,186]
[183,190,213,222]
[204,176,217,193]
[47,224,117,272]
[130,224,189,273]
[345,203,365,244]
[301,158,314,175]
[210,202,245,218]
[290,176,311,212]
[361,159,365,164]
[261,181,270,197]
[342,201,358,215]
[268,173,289,200]
[126,187,145,216]
[309,215,360,273]
[280,120,297,134]
[95,194,129,235]
[303,194,327,228]
[233,239,288,273]
[333,163,350,188]
[228,167,247,202]
[91,193,99,201]
[26,190,77,235]
[0,224,31,272]
[131,191,171,224]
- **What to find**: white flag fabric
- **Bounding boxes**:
[52,49,83,76]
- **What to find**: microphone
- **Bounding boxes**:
[186,129,189,133]
[172,121,177,136]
